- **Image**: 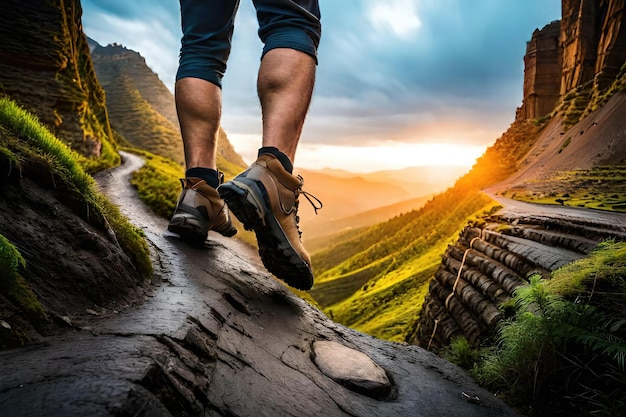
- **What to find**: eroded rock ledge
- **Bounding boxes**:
[414,196,626,352]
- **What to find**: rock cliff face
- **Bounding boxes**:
[0,0,113,157]
[519,0,626,120]
[519,21,561,120]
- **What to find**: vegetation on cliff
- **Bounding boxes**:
[0,0,119,169]
[445,241,626,417]
[0,97,151,276]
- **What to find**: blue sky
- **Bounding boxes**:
[81,0,561,172]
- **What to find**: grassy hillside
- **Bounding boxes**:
[305,194,432,251]
[310,119,547,341]
[104,76,185,164]
[0,97,151,274]
[313,189,498,342]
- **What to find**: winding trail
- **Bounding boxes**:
[0,152,516,417]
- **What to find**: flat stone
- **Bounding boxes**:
[312,340,393,400]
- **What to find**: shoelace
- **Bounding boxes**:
[294,175,323,237]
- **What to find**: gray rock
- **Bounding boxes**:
[312,340,394,400]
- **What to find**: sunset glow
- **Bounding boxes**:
[229,134,485,173]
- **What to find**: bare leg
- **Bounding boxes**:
[175,77,222,170]
[257,48,316,163]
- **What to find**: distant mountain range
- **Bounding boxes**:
[297,165,466,242]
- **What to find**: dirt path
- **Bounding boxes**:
[0,152,516,417]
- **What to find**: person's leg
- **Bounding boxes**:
[254,0,321,164]
[218,0,322,289]
[176,78,222,170]
[176,0,241,173]
[257,48,316,162]
[168,0,240,242]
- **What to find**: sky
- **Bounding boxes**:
[81,0,562,173]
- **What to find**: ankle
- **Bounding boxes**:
[258,146,293,174]
[186,167,220,188]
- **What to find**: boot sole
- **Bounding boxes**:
[168,205,237,243]
[218,180,314,290]
[167,215,208,244]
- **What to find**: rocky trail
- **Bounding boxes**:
[0,152,516,417]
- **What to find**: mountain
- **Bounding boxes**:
[0,0,115,162]
[308,165,468,198]
[295,168,411,235]
[296,165,464,242]
[305,194,433,251]
[88,38,246,168]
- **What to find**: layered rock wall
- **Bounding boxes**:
[413,204,626,352]
[520,21,562,119]
[519,0,626,120]
[0,0,113,157]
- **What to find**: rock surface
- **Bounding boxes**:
[312,340,393,400]
[519,0,626,121]
[414,193,626,352]
[0,0,112,157]
[519,20,561,120]
[0,152,517,417]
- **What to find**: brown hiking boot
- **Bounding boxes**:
[218,154,321,290]
[167,174,237,243]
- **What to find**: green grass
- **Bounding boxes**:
[469,243,626,416]
[505,166,626,212]
[312,190,498,341]
[0,234,46,323]
[128,148,185,219]
[0,97,152,278]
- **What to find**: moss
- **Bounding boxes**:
[0,234,25,285]
[547,240,626,297]
[0,235,45,322]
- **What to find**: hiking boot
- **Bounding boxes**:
[218,154,321,290]
[167,174,237,243]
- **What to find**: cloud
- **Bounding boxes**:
[368,0,422,37]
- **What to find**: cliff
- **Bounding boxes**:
[0,0,114,158]
[519,0,626,121]
[519,21,561,120]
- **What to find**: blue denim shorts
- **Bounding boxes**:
[177,0,321,88]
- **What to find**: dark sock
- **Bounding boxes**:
[258,146,293,174]
[186,167,220,188]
